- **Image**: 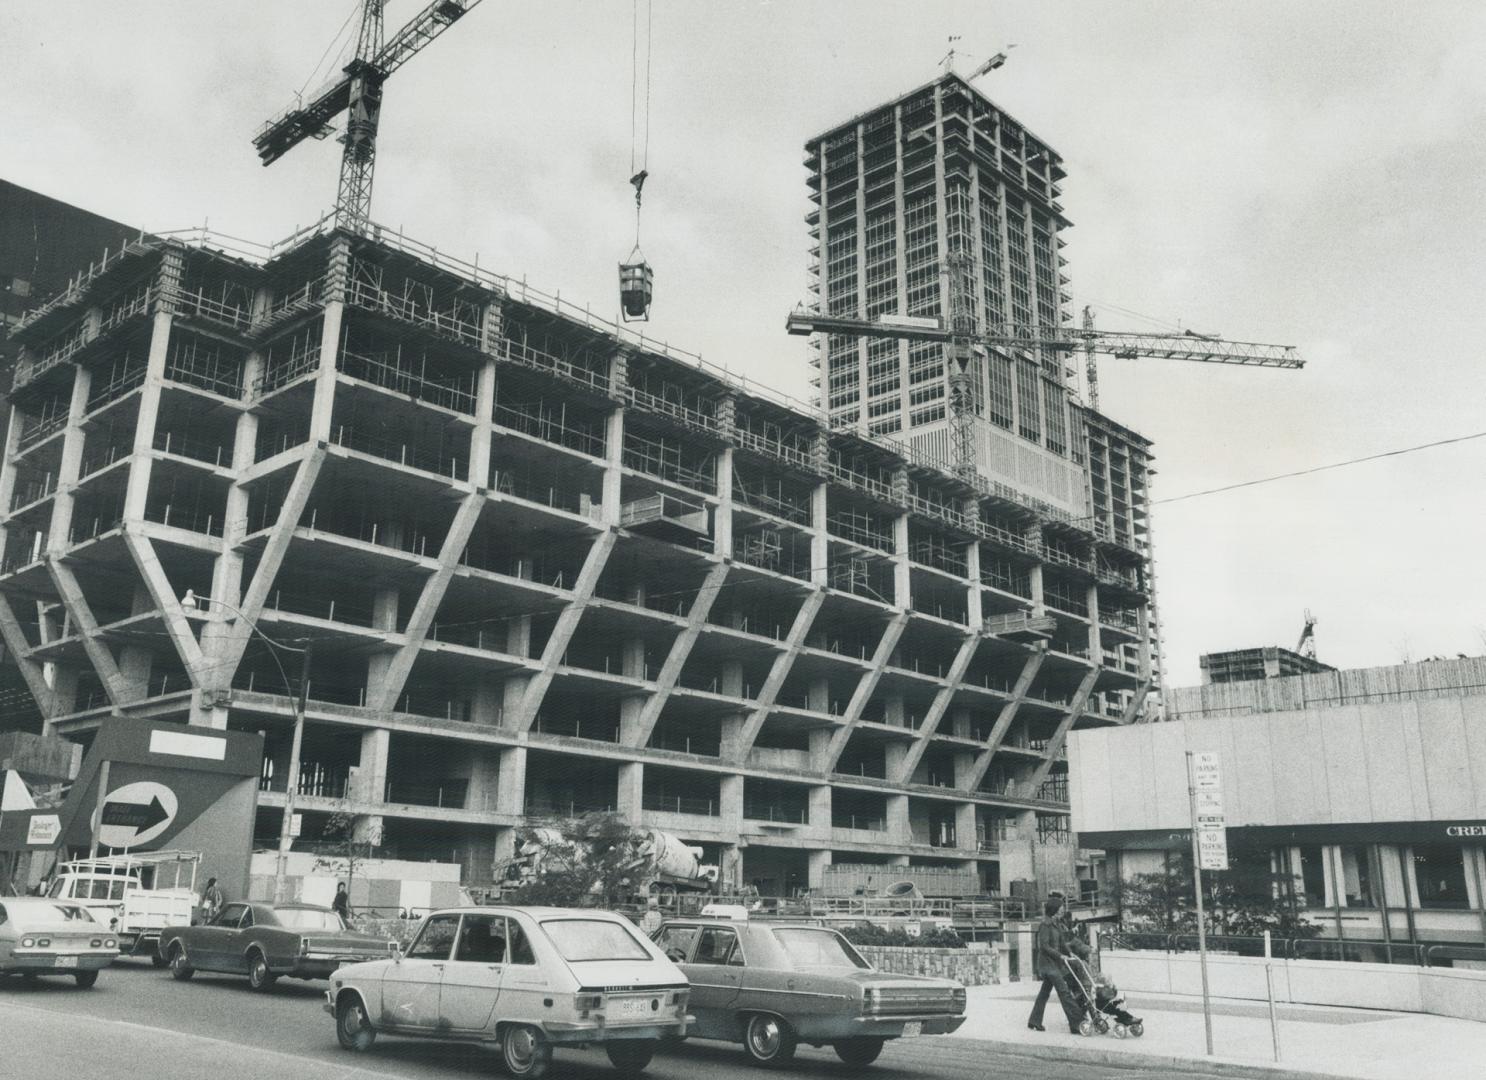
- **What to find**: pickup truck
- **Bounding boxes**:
[44,851,200,963]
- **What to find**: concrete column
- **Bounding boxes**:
[721,661,744,698]
[471,677,503,725]
[357,728,391,804]
[469,354,497,487]
[602,408,625,525]
[45,365,92,554]
[616,761,644,821]
[309,240,350,442]
[1086,584,1102,661]
[1029,563,1045,617]
[122,310,174,520]
[719,774,744,834]
[954,802,978,853]
[808,676,830,714]
[886,793,910,845]
[809,482,828,587]
[366,589,400,706]
[714,446,733,558]
[465,748,502,814]
[496,746,527,817]
[807,848,832,890]
[808,784,832,836]
[964,541,982,629]
[892,512,911,609]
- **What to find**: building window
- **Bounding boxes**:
[1337,846,1374,908]
[1413,844,1470,910]
[1297,845,1327,907]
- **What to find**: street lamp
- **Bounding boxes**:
[181,589,312,904]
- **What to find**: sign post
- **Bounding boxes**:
[1186,750,1222,1056]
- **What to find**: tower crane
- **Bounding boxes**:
[253,0,486,233]
[786,251,1302,479]
[1297,609,1318,659]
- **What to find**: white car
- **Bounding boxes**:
[326,905,690,1077]
[0,898,119,988]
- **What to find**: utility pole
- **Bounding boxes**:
[273,642,313,903]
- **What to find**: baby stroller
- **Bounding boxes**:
[1062,955,1145,1038]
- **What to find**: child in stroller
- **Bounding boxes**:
[1093,970,1144,1037]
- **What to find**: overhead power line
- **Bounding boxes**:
[1159,429,1486,507]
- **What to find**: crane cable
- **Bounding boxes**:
[628,0,653,250]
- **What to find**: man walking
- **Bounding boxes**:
[332,881,351,921]
[1027,897,1089,1034]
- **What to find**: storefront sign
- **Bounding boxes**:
[1445,825,1486,838]
[25,815,61,846]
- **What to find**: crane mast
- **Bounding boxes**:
[254,0,484,232]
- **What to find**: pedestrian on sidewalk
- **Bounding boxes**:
[1027,897,1088,1034]
[201,877,225,922]
[332,882,351,921]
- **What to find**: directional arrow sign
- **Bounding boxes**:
[94,781,178,849]
[102,796,170,832]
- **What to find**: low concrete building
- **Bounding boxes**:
[1071,657,1486,949]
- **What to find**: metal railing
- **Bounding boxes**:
[643,793,720,817]
[744,804,808,825]
[1101,931,1486,969]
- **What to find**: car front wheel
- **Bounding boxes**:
[246,950,277,991]
[336,995,377,1052]
[74,970,99,990]
[833,1036,885,1067]
[605,1039,656,1074]
[501,1023,552,1079]
[742,1014,797,1068]
[169,944,194,981]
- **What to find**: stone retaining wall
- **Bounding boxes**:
[857,945,998,986]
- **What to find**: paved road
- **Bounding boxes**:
[0,962,1281,1079]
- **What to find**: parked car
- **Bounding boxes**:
[0,898,119,988]
[326,905,690,1078]
[652,917,966,1067]
[159,901,396,990]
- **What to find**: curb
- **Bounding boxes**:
[936,1035,1356,1080]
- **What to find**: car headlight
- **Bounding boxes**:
[105,939,117,949]
[20,937,35,948]
[91,938,103,948]
[36,938,50,948]
[862,987,878,1014]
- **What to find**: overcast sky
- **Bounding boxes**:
[4,1,1484,687]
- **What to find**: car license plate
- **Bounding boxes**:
[901,1021,922,1038]
[614,998,653,1018]
[53,956,78,969]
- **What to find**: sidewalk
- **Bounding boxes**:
[954,980,1486,1079]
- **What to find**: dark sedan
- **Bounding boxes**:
[158,901,396,990]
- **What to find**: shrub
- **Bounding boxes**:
[840,924,966,949]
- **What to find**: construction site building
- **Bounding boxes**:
[0,205,1156,896]
[1199,645,1335,686]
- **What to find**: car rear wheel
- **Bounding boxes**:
[832,1037,885,1067]
[150,951,169,969]
[246,950,277,991]
[74,970,99,989]
[336,995,377,1052]
[501,1024,552,1078]
[605,1039,656,1074]
[742,1014,797,1068]
[169,944,194,981]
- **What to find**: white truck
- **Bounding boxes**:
[44,850,201,963]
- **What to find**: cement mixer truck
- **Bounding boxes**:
[500,825,718,902]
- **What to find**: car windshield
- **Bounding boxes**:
[273,908,347,931]
[771,928,870,970]
[8,903,85,929]
[541,918,651,963]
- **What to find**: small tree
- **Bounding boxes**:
[501,813,642,908]
[312,809,378,920]
[1115,851,1320,940]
